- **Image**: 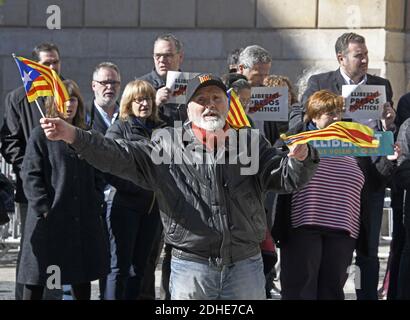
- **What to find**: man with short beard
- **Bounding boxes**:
[38,73,320,300]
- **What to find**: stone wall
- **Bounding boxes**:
[0,0,409,125]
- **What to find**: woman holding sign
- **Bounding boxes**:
[273,89,398,300]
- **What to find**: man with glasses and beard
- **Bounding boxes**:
[138,33,186,300]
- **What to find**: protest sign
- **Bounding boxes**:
[166,71,199,104]
[342,85,386,120]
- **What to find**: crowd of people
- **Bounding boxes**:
[1,31,410,300]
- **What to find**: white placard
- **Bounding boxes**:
[342,85,386,120]
[247,87,289,121]
[165,71,199,104]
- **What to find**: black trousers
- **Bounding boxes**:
[280,227,356,300]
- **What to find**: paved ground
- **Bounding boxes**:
[0,239,390,300]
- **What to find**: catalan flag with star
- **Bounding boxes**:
[280,121,379,148]
[226,88,251,129]
[13,54,69,115]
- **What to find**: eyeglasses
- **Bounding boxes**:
[153,53,177,60]
[133,96,152,104]
[94,80,121,87]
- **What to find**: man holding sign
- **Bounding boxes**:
[296,32,396,300]
[138,33,188,300]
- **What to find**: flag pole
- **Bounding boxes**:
[34,99,45,118]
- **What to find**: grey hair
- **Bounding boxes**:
[154,33,183,53]
[238,45,272,69]
[92,62,121,81]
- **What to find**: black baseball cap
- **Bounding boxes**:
[186,73,228,103]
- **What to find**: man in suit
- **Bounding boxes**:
[298,32,396,300]
[0,42,63,300]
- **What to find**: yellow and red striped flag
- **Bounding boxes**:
[13,55,69,115]
[280,121,379,148]
[226,88,251,129]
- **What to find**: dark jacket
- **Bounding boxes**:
[272,122,396,255]
[139,69,188,125]
[0,87,46,202]
[70,122,320,265]
[19,127,109,285]
[104,116,166,212]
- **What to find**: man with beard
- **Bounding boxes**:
[38,73,319,300]
[139,33,187,125]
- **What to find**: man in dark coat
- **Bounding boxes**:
[295,32,396,300]
[0,42,63,300]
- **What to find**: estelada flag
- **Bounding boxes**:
[226,88,251,129]
[280,121,379,148]
[13,54,69,115]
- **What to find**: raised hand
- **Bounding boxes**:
[156,86,171,106]
[287,143,309,161]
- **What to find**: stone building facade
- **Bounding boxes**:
[0,0,409,123]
